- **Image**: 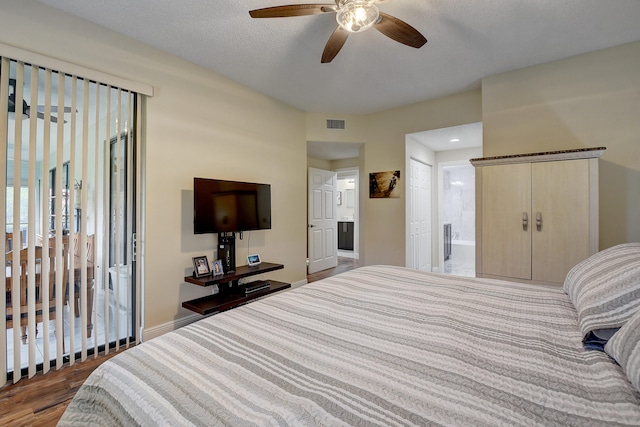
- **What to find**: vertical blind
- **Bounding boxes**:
[1,47,149,385]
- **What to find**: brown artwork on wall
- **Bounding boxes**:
[369,170,400,198]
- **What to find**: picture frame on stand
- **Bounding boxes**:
[193,255,211,278]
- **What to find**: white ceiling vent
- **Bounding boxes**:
[326,119,346,130]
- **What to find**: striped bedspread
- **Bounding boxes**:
[59,265,640,426]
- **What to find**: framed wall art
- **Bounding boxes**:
[369,170,400,198]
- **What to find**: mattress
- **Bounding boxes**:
[58,265,640,426]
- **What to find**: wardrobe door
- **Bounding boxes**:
[531,159,591,284]
[481,163,532,280]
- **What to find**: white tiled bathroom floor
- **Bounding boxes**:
[443,258,475,277]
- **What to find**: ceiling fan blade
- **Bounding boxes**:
[249,4,336,18]
[321,26,349,63]
[374,12,427,49]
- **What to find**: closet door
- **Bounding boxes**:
[481,163,532,280]
[531,159,591,283]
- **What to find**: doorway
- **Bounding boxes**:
[306,140,362,274]
[405,122,482,275]
[439,162,476,277]
[336,169,358,260]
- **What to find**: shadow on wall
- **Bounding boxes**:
[599,161,640,248]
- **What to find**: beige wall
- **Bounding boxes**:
[307,157,331,170]
[482,41,640,247]
[331,157,360,170]
[305,90,483,266]
[360,90,483,265]
[0,1,308,330]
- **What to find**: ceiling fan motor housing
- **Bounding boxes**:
[336,1,379,33]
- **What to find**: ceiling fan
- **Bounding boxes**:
[8,78,72,123]
[249,0,427,63]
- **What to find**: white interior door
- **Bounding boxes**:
[408,159,432,271]
[308,167,338,274]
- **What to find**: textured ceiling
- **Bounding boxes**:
[35,0,640,115]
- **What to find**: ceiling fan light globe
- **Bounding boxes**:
[336,1,379,33]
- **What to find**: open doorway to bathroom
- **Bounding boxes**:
[336,169,358,260]
[441,163,475,277]
[406,122,482,276]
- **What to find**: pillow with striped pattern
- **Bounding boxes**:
[605,309,640,393]
[563,242,640,340]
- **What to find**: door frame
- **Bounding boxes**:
[336,168,359,259]
[437,160,475,274]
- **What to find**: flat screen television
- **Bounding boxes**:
[193,178,271,234]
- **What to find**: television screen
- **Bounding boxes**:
[194,178,271,234]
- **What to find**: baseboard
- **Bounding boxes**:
[142,278,309,342]
[141,313,203,341]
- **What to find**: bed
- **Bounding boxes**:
[59,244,640,426]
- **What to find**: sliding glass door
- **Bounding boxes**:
[1,56,140,383]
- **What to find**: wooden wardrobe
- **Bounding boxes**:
[471,147,605,286]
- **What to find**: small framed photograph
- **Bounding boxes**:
[192,255,211,278]
[247,254,262,266]
[212,259,224,275]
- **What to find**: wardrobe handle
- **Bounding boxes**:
[536,212,542,231]
[522,212,528,230]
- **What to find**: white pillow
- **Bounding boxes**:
[605,310,640,393]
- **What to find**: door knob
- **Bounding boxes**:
[522,212,528,230]
[309,224,316,228]
[536,212,542,231]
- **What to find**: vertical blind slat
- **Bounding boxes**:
[27,64,39,379]
[103,85,111,354]
[114,88,122,352]
[0,57,9,386]
[126,92,133,346]
[81,79,90,362]
[54,71,65,369]
[135,93,142,346]
[40,68,52,374]
[11,63,24,382]
[92,83,101,360]
[67,75,77,367]
[11,62,24,384]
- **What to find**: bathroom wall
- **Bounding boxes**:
[337,177,356,221]
[442,164,475,242]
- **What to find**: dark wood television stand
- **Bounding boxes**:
[182,262,290,315]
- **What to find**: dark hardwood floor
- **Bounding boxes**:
[0,257,358,426]
[0,349,126,426]
[307,256,359,283]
